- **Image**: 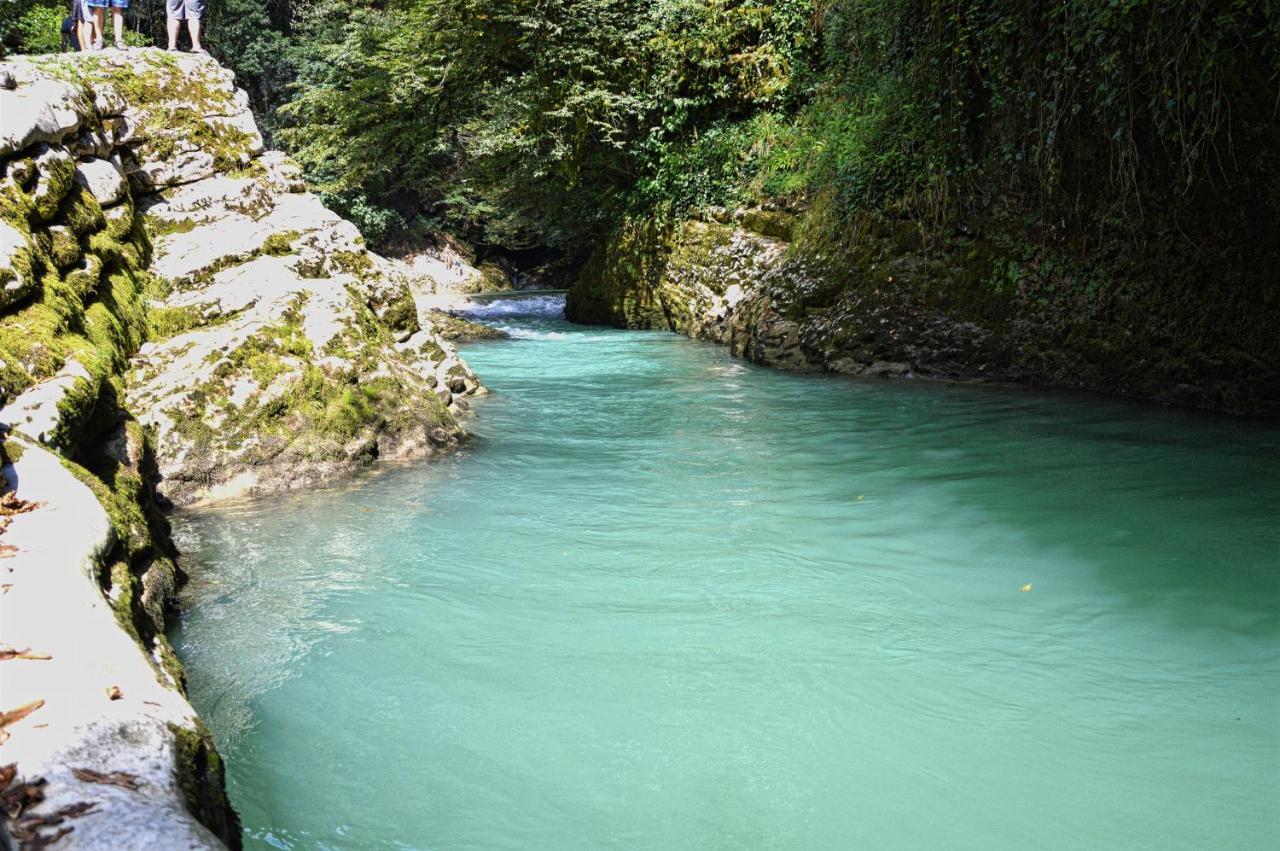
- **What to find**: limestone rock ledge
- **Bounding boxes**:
[0,50,483,848]
[566,211,1280,415]
[2,436,233,849]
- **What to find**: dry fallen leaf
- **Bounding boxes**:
[70,768,140,791]
[105,686,123,701]
[1,775,46,820]
[0,700,45,743]
[0,491,40,517]
[13,824,73,850]
[0,647,52,662]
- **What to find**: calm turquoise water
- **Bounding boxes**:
[173,296,1280,850]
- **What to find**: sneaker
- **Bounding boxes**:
[92,37,104,50]
[114,40,126,50]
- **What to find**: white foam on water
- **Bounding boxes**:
[457,294,566,320]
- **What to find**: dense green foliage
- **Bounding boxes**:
[6,0,1278,267]
[270,0,816,248]
[233,0,1277,261]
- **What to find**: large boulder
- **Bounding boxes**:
[0,77,87,157]
[74,157,129,207]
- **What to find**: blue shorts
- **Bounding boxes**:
[87,0,128,7]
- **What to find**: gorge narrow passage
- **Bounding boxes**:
[172,296,1280,850]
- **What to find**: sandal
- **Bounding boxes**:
[114,40,127,50]
[92,38,104,50]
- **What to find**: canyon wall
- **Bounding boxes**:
[567,211,1279,417]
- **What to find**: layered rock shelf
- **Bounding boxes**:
[0,50,483,848]
[566,212,1280,417]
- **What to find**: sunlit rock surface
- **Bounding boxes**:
[0,48,483,848]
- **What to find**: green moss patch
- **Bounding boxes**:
[259,230,300,256]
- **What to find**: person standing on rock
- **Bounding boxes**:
[86,0,129,50]
[166,0,206,53]
[68,0,97,50]
[60,2,84,52]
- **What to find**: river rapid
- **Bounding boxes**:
[173,295,1280,849]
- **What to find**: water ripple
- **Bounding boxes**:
[174,297,1280,850]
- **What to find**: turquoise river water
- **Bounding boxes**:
[173,296,1280,850]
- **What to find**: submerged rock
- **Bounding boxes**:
[427,309,510,342]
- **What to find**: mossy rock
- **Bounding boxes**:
[475,262,510,293]
[331,250,374,278]
[0,223,37,310]
[59,183,106,237]
[566,217,677,328]
[46,224,83,269]
[259,230,299,256]
[169,719,241,847]
[427,310,509,342]
[376,288,420,336]
[739,209,797,241]
[146,304,204,341]
[103,200,136,242]
[63,253,105,300]
[142,214,197,240]
[30,146,78,222]
[0,301,68,401]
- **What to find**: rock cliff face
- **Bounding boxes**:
[0,50,482,848]
[566,211,1280,416]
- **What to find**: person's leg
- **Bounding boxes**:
[112,4,125,48]
[186,0,204,52]
[166,0,182,49]
[92,6,106,48]
[187,16,203,51]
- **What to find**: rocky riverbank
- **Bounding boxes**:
[566,210,1280,417]
[0,49,482,848]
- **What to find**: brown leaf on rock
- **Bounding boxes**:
[105,686,123,701]
[70,768,140,791]
[0,700,45,742]
[0,647,52,662]
[1,776,46,819]
[53,801,99,819]
[15,825,73,850]
[0,491,40,517]
[12,800,100,835]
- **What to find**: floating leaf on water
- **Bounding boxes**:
[1019,583,1033,592]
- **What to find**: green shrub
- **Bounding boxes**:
[14,4,63,55]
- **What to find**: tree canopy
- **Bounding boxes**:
[4,0,1277,258]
